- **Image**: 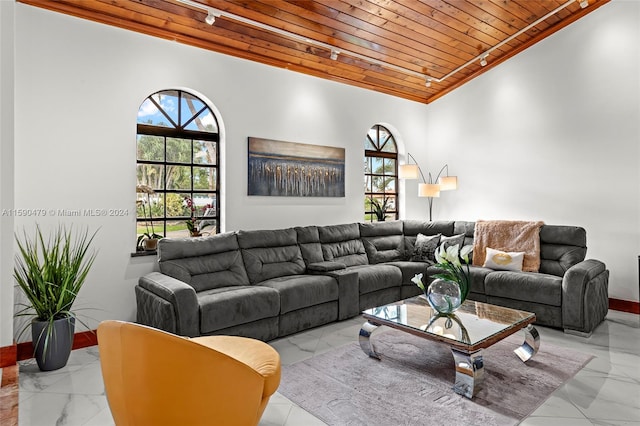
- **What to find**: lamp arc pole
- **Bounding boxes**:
[401,153,457,221]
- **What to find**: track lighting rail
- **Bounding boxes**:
[176,0,587,87]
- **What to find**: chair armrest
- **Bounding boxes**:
[137,272,199,337]
[562,259,609,334]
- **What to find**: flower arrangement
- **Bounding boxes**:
[412,243,473,313]
[136,184,163,250]
[432,244,473,302]
[184,196,212,236]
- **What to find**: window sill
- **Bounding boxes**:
[131,250,157,258]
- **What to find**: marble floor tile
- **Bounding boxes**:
[526,394,590,419]
[519,418,594,426]
[259,396,294,426]
[19,393,108,426]
[81,407,114,426]
[283,405,327,426]
[17,310,640,425]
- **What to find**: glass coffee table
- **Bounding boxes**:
[360,296,539,398]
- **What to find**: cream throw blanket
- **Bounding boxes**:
[472,220,544,272]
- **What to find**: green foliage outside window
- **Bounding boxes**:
[364,125,398,222]
[136,90,220,240]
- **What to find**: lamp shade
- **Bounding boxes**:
[419,183,440,198]
[439,176,458,191]
[399,164,419,179]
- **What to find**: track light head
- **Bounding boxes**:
[480,54,488,67]
[330,49,339,60]
[205,10,217,25]
[579,0,589,8]
[425,77,432,88]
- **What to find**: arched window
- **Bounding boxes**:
[364,125,398,221]
[136,90,220,242]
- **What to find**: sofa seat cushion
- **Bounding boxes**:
[198,286,280,334]
[347,264,403,294]
[386,261,429,286]
[259,275,339,314]
[484,271,562,306]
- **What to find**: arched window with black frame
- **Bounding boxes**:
[136,90,220,248]
[364,125,399,222]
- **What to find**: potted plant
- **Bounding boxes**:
[14,225,98,371]
[184,196,213,237]
[370,197,389,222]
[136,184,163,250]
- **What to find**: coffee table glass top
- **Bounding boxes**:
[362,296,536,352]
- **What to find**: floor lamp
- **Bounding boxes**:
[399,153,458,221]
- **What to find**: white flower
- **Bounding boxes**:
[460,245,473,263]
[446,245,462,266]
[435,244,451,264]
[411,273,425,291]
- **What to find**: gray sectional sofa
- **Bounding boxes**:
[135,220,609,339]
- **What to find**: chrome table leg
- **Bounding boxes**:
[514,324,540,362]
[359,321,381,360]
[451,348,484,398]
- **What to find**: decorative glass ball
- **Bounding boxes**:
[426,278,462,314]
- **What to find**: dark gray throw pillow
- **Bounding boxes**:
[439,234,465,251]
[411,233,441,263]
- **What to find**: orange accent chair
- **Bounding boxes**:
[97,320,281,426]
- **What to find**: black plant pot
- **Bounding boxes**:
[31,316,75,371]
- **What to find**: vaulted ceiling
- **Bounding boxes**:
[19,0,608,104]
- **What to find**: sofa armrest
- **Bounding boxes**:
[307,261,347,273]
[315,269,359,320]
[562,259,609,335]
[137,272,199,337]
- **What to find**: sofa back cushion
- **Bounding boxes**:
[453,221,476,247]
[453,221,587,277]
[158,232,250,292]
[295,225,324,265]
[403,220,455,258]
[359,221,405,264]
[237,228,306,284]
[318,223,368,266]
[538,225,587,276]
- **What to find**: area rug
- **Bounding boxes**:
[279,329,593,426]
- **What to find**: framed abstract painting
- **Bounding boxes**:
[248,137,345,197]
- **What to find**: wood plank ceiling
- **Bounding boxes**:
[19,0,608,104]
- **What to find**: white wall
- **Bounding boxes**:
[415,0,640,302]
[11,3,429,334]
[7,0,639,342]
[0,1,16,348]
